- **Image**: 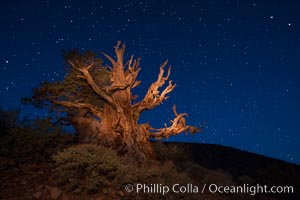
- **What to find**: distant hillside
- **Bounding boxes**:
[166,142,300,200]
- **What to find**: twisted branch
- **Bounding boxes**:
[133,60,176,114]
[148,105,200,139]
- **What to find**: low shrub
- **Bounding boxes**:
[53,144,196,199]
[53,144,121,194]
[119,159,190,185]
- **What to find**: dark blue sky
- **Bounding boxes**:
[1,0,299,164]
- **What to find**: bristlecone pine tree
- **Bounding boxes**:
[25,41,200,160]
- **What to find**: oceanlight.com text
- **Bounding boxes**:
[208,183,294,196]
[124,183,294,196]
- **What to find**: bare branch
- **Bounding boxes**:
[68,60,79,70]
[115,41,126,64]
[85,60,94,70]
[132,60,175,114]
[148,105,201,138]
[102,52,116,66]
[132,80,141,89]
[102,41,126,68]
[159,81,176,101]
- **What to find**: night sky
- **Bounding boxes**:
[1,0,299,164]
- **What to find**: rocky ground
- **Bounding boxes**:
[0,157,125,200]
[0,158,68,200]
[1,159,57,199]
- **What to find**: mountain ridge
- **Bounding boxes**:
[163,142,299,199]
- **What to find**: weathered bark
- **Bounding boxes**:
[52,41,200,160]
[71,117,101,143]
